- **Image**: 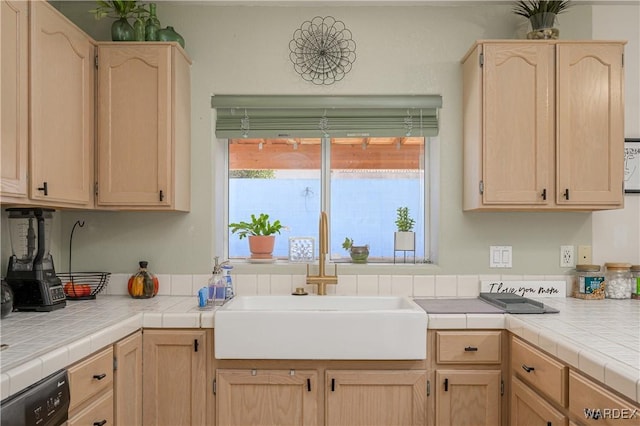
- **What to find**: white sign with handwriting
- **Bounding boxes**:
[480,281,566,298]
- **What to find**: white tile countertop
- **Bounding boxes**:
[0,295,638,405]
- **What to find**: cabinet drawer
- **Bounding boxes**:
[511,337,566,407]
[67,389,113,426]
[68,346,113,412]
[436,331,501,364]
[569,371,640,426]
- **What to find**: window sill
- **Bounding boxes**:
[227,259,440,275]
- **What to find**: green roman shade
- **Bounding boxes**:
[211,95,442,138]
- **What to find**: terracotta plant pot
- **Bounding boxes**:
[248,235,276,259]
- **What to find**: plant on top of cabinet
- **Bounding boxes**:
[89,0,147,41]
[512,0,572,39]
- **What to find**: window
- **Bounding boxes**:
[227,137,428,262]
[214,94,442,263]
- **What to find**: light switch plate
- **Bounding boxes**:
[490,246,512,268]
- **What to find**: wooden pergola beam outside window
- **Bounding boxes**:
[229,137,424,170]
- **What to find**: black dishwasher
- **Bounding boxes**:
[0,369,70,426]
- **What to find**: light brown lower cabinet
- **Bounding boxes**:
[216,369,319,426]
[434,369,501,426]
[509,335,640,426]
[142,329,208,426]
[326,370,427,426]
[429,330,505,426]
[214,364,427,426]
[114,330,142,426]
[511,376,567,426]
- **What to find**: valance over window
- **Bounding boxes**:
[211,95,442,138]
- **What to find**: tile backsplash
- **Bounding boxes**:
[105,273,572,298]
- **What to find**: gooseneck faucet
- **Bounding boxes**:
[306,211,338,295]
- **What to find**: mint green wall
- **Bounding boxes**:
[3,2,604,276]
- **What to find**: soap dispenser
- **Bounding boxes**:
[208,257,226,306]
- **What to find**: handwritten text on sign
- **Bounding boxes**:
[480,281,566,298]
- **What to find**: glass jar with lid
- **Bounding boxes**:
[604,263,632,299]
[631,265,640,300]
[127,261,159,299]
[572,264,605,299]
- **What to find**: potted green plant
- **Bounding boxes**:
[342,237,369,264]
[394,207,416,252]
[89,1,147,41]
[229,213,284,259]
[512,0,572,39]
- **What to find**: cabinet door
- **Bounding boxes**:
[511,376,567,426]
[97,45,172,207]
[142,329,207,426]
[326,370,427,426]
[435,370,501,426]
[556,43,624,206]
[115,330,142,426]
[216,369,319,426]
[1,0,29,199]
[30,1,94,206]
[482,43,554,206]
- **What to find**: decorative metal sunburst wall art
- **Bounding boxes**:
[289,16,357,85]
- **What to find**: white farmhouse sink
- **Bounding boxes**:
[214,296,428,360]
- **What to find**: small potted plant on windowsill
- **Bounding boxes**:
[394,207,415,252]
[229,213,284,260]
[342,237,369,264]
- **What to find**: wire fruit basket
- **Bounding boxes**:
[58,272,110,300]
[58,220,110,300]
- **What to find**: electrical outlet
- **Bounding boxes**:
[578,245,592,264]
[560,245,575,267]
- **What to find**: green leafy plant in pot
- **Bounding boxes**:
[89,0,148,41]
[342,237,369,264]
[513,0,572,40]
[394,207,416,252]
[229,214,284,259]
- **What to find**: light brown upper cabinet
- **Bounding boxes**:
[462,40,625,211]
[96,43,191,211]
[1,1,94,207]
[1,1,29,201]
[30,0,95,208]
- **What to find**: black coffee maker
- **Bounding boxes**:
[5,208,65,311]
